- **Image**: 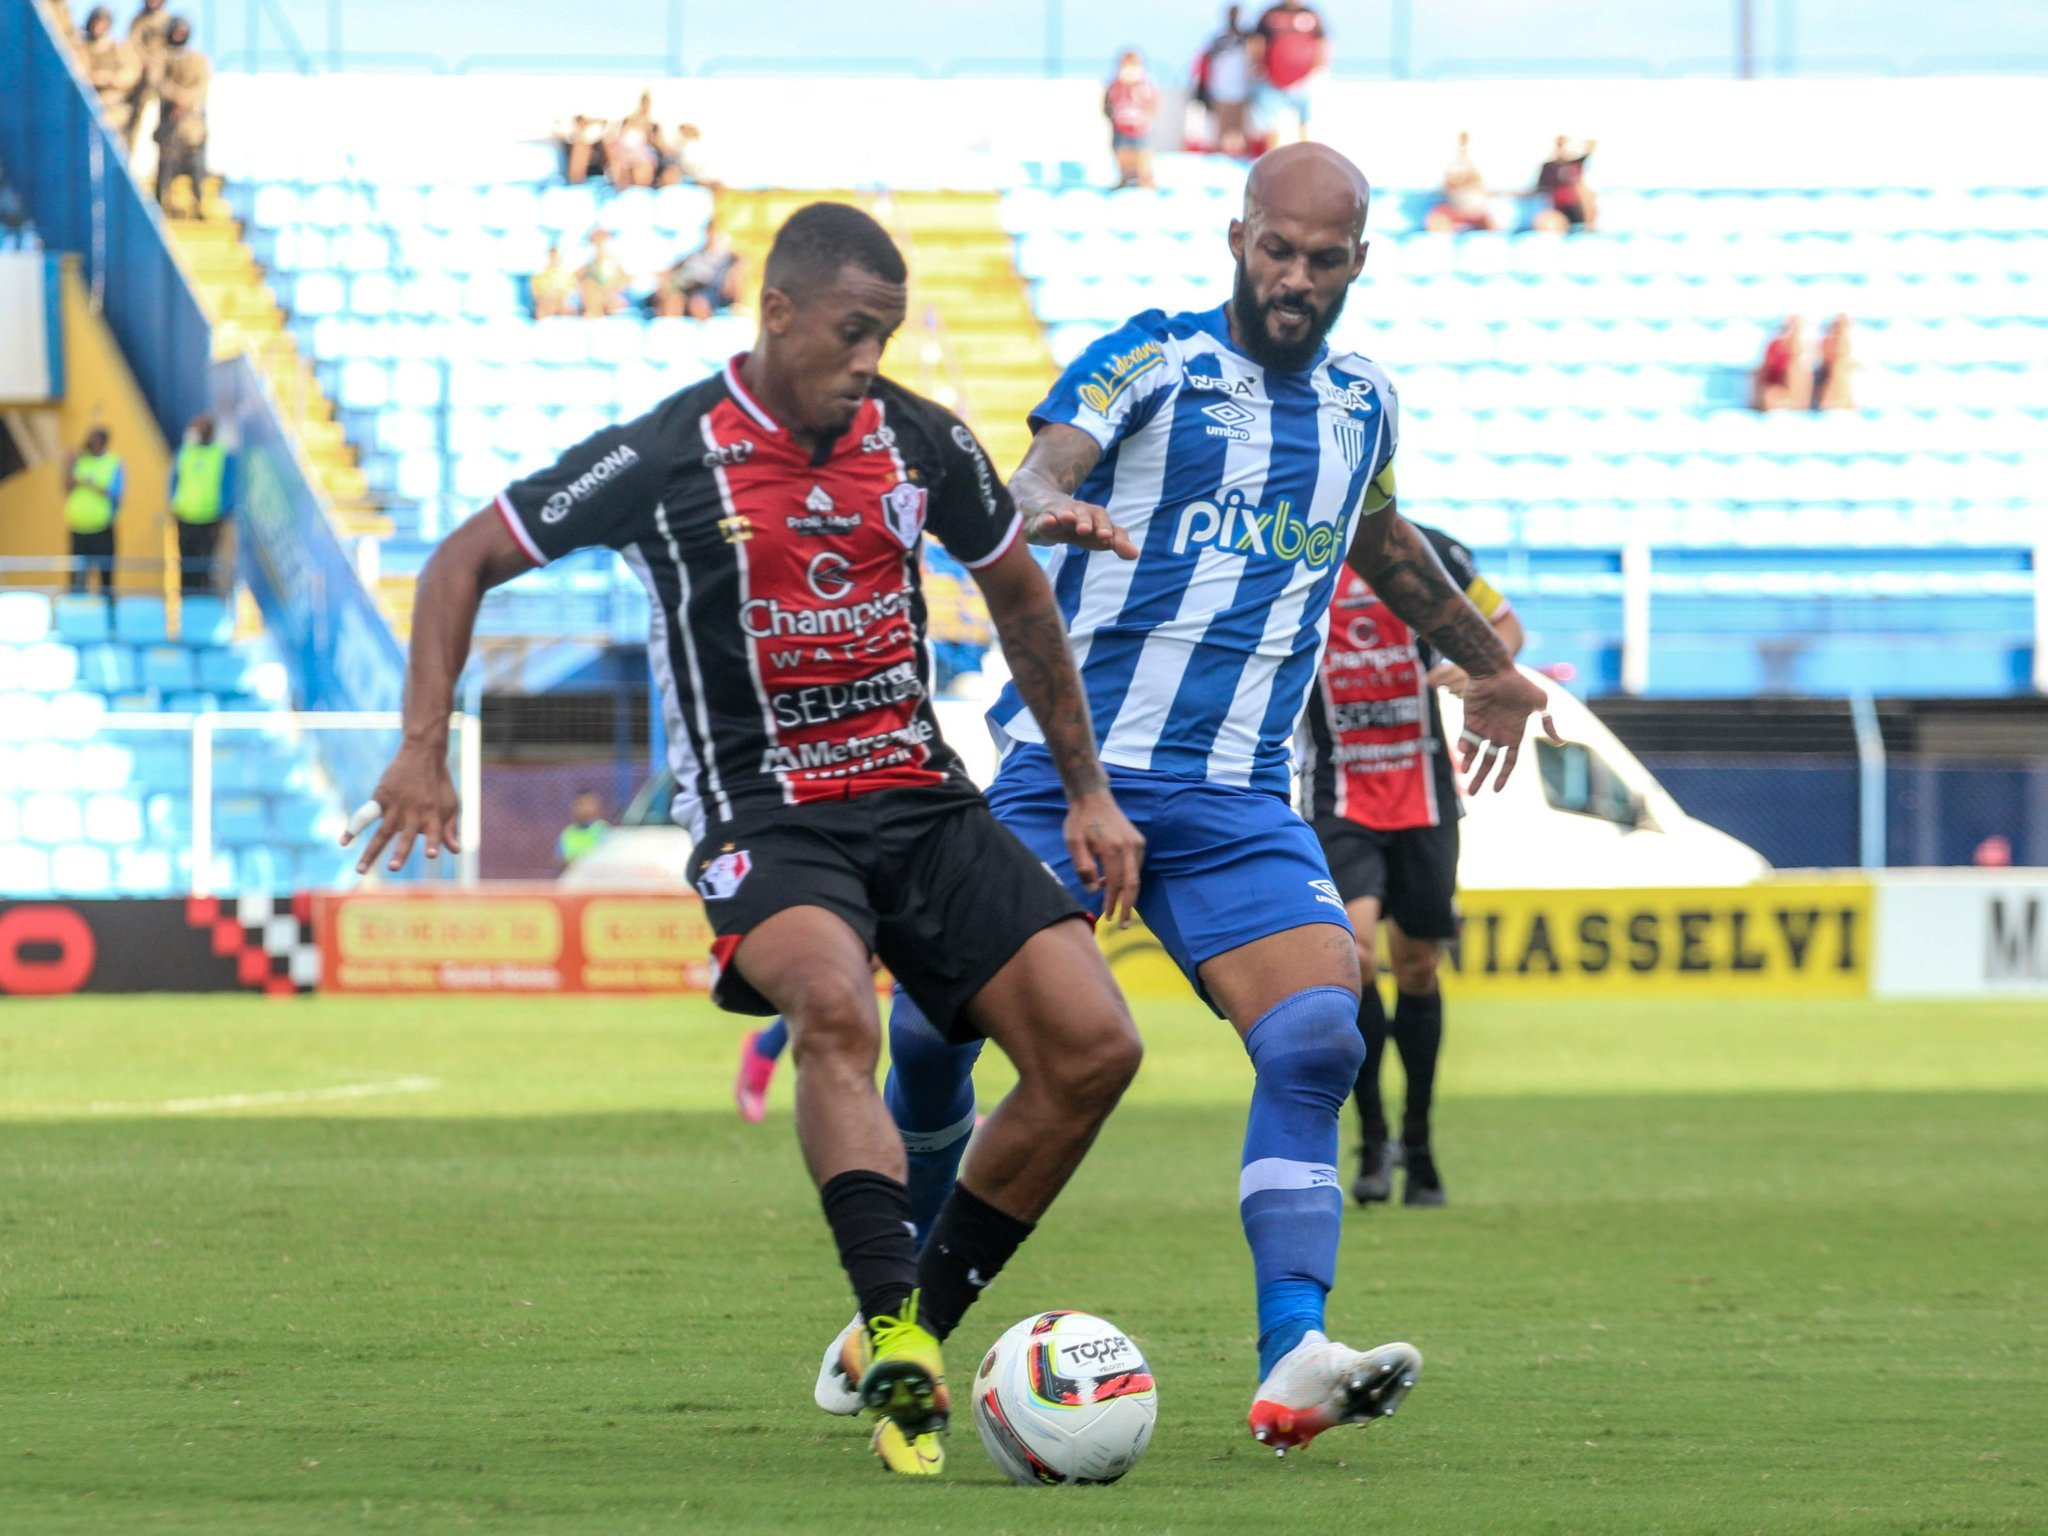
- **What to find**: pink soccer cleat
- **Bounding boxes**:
[733,1030,779,1123]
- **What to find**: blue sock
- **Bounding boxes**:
[883,988,985,1246]
[754,1017,789,1060]
[1240,985,1366,1379]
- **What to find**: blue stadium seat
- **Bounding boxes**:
[76,643,141,693]
[196,648,255,696]
[52,594,112,644]
[113,596,169,645]
[0,793,16,843]
[237,845,292,893]
[14,641,78,694]
[162,691,222,714]
[143,646,198,694]
[214,796,271,845]
[145,791,191,841]
[179,595,234,647]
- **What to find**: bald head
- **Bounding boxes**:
[1243,142,1371,242]
[1227,144,1370,373]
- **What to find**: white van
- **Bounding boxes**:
[564,670,1768,890]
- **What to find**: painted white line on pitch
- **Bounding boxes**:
[73,1075,445,1115]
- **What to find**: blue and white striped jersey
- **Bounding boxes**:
[988,305,1400,793]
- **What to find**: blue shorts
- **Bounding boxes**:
[986,745,1350,1014]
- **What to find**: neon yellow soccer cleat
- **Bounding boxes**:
[869,1418,945,1475]
[847,1292,950,1442]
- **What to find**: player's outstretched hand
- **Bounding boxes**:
[1455,667,1561,794]
[1028,499,1139,560]
[1065,787,1146,930]
[339,743,462,874]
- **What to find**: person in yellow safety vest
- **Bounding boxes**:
[558,791,610,871]
[64,426,125,599]
[170,414,233,594]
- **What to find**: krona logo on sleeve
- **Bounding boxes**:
[540,444,641,522]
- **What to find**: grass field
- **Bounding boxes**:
[3,992,2044,1534]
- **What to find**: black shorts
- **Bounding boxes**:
[1311,815,1461,942]
[689,780,1086,1041]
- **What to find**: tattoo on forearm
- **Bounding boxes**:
[1361,522,1511,676]
[1015,428,1103,542]
[995,596,1108,796]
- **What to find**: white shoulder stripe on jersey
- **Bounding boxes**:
[493,489,548,567]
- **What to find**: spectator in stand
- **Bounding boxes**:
[1425,131,1495,233]
[1195,5,1257,159]
[79,8,142,140]
[654,219,743,319]
[606,90,660,191]
[1531,134,1598,233]
[1751,316,1811,412]
[575,226,630,318]
[124,0,172,150]
[1254,0,1327,146]
[558,792,609,872]
[530,244,575,319]
[555,114,607,186]
[169,414,231,595]
[152,14,209,210]
[64,427,124,599]
[1811,313,1856,410]
[1103,50,1160,190]
[668,122,721,191]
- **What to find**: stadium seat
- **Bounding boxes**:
[83,791,146,846]
[0,844,53,894]
[114,597,170,646]
[143,646,198,694]
[114,846,175,895]
[19,791,85,845]
[52,595,112,645]
[178,596,234,647]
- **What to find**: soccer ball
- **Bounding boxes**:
[971,1310,1158,1486]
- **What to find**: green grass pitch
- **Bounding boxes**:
[3,991,2044,1534]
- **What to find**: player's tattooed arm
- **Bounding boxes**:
[1346,507,1557,792]
[1346,508,1514,678]
[971,539,1145,924]
[1013,424,1139,559]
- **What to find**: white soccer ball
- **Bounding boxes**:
[971,1310,1158,1486]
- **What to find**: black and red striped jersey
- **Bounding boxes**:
[496,356,1022,837]
[1295,522,1511,831]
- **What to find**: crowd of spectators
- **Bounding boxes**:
[1182,0,1327,159]
[553,92,720,193]
[528,221,744,322]
[1752,314,1856,411]
[1423,132,1600,235]
[50,0,211,210]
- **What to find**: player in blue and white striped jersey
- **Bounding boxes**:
[835,144,1555,1456]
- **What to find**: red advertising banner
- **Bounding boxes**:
[313,888,718,994]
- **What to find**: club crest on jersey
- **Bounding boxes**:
[880,480,928,548]
[1201,398,1256,442]
[1333,415,1368,472]
[697,849,751,900]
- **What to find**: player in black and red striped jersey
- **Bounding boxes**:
[1296,520,1522,1207]
[342,203,1145,1476]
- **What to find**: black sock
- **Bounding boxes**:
[916,1183,1035,1342]
[1392,989,1443,1149]
[1353,984,1390,1143]
[819,1169,919,1326]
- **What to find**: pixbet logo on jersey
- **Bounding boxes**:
[1171,489,1343,569]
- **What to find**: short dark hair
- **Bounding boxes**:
[763,203,906,302]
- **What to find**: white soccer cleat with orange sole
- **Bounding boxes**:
[1247,1333,1422,1456]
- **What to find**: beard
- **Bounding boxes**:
[1229,257,1346,374]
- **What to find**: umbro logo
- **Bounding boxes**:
[1201,399,1256,442]
[804,485,835,513]
[1309,877,1345,911]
